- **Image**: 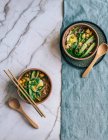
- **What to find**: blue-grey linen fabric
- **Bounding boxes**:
[61,0,108,140]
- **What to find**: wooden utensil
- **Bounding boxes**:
[82,43,108,78]
[4,69,45,118]
[8,98,39,129]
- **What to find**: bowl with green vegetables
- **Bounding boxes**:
[17,68,52,104]
[62,23,99,64]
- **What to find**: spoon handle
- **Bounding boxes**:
[82,55,99,78]
[20,109,39,129]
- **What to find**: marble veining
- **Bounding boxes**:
[0,0,62,140]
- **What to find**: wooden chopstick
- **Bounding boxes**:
[8,69,45,118]
[4,70,45,118]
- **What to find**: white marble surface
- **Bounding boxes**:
[0,0,62,140]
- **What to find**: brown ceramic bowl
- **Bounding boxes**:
[17,68,52,104]
[62,23,99,61]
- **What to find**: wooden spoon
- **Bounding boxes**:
[8,98,39,129]
[82,43,108,78]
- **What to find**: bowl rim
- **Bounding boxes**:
[62,23,99,60]
[17,68,52,104]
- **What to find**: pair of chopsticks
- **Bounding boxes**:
[4,69,45,118]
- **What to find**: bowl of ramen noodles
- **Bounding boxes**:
[61,23,99,67]
[18,68,52,104]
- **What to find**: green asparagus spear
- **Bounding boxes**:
[81,42,96,57]
[78,36,95,54]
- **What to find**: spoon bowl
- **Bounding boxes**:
[97,43,108,56]
[8,98,20,110]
